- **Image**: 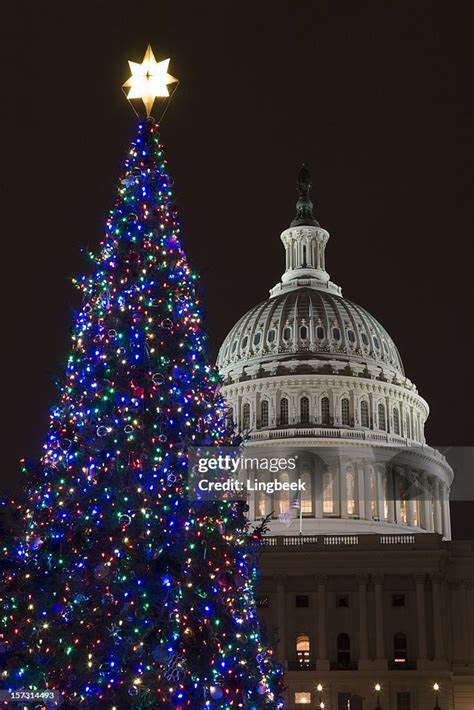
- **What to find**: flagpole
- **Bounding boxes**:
[299,484,303,535]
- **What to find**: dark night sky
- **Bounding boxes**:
[0,0,472,496]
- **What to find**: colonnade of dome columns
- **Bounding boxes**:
[246,460,451,538]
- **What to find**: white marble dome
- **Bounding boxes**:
[217,287,404,379]
[217,165,453,538]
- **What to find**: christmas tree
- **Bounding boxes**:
[1,50,282,709]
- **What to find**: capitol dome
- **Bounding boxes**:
[217,287,404,380]
[217,165,453,538]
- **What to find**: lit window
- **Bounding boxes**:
[346,469,356,515]
[341,398,350,426]
[295,692,312,705]
[301,471,312,514]
[300,396,310,424]
[393,632,408,665]
[378,403,386,431]
[296,634,311,668]
[360,400,369,428]
[280,397,289,426]
[370,474,377,517]
[321,396,330,426]
[323,472,334,514]
[278,472,290,514]
[242,403,250,431]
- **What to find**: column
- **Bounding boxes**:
[358,575,369,660]
[407,472,416,528]
[421,474,433,532]
[385,468,395,523]
[393,468,402,523]
[373,575,386,663]
[431,573,445,660]
[276,576,286,662]
[433,479,443,534]
[415,574,428,660]
[316,575,329,670]
[441,483,452,539]
[376,466,384,521]
[340,464,348,518]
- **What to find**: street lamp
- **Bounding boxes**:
[374,683,382,710]
[433,683,441,710]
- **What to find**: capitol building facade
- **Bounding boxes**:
[217,168,474,710]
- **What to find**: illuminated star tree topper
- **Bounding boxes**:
[123,44,178,116]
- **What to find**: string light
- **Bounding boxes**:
[0,118,283,708]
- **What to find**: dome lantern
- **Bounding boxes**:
[270,164,342,298]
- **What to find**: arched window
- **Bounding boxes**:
[360,400,369,428]
[321,396,330,426]
[393,408,400,435]
[316,326,325,340]
[267,329,276,343]
[241,336,249,349]
[337,633,351,667]
[332,327,341,341]
[283,327,292,341]
[406,413,412,439]
[300,396,310,424]
[301,470,312,514]
[253,331,261,346]
[227,406,234,429]
[393,632,408,665]
[296,634,311,668]
[341,398,350,426]
[302,244,307,266]
[378,403,386,431]
[346,468,356,515]
[323,472,334,514]
[280,397,289,426]
[242,403,250,431]
[278,472,290,515]
[347,329,356,343]
[260,400,269,428]
[300,325,308,340]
